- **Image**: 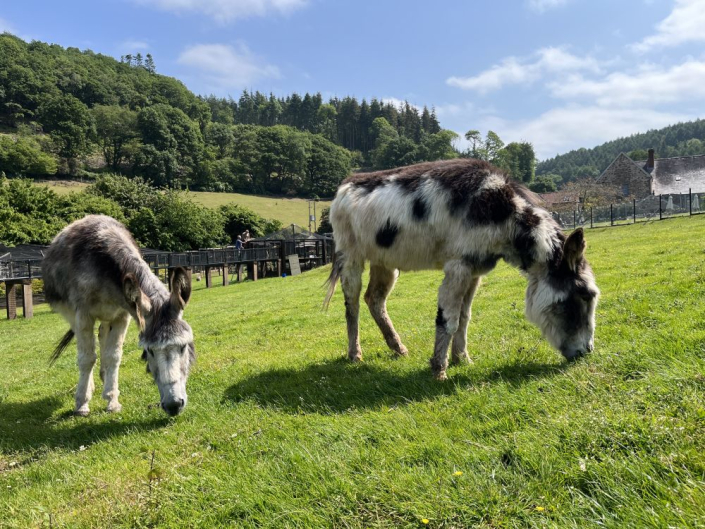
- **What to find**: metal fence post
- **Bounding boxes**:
[590,208,593,229]
[690,188,692,216]
[573,209,576,229]
[659,194,662,220]
[633,199,636,224]
[610,204,613,226]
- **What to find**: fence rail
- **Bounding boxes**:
[0,238,334,283]
[553,189,704,230]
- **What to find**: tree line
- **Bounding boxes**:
[0,34,459,197]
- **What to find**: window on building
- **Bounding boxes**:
[622,183,630,196]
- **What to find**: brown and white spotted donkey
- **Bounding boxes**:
[325,159,599,380]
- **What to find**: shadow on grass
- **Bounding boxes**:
[223,357,569,414]
[0,395,168,454]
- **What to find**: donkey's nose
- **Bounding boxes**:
[162,399,185,417]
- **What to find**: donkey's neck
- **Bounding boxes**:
[121,249,170,307]
[502,207,564,274]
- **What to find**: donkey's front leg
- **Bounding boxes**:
[74,312,97,416]
[100,313,130,413]
[451,277,481,365]
[341,260,364,361]
[431,262,472,380]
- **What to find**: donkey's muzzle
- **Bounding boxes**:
[162,399,185,416]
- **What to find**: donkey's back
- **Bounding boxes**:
[329,159,532,272]
[44,214,162,319]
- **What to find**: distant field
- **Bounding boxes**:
[187,191,331,229]
[35,181,331,228]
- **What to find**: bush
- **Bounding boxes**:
[86,174,157,215]
[219,203,282,242]
[128,191,225,251]
[0,135,58,176]
[0,177,64,244]
[58,192,125,223]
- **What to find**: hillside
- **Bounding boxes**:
[1,216,704,527]
[537,118,705,181]
[0,34,457,195]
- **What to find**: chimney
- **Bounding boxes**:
[647,148,655,169]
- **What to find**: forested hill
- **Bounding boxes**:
[0,34,457,196]
[536,119,705,181]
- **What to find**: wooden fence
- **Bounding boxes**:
[1,238,334,320]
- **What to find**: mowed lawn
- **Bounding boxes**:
[1,216,705,528]
[37,181,331,228]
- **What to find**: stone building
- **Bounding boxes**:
[598,149,705,198]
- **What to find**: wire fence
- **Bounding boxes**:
[553,189,704,230]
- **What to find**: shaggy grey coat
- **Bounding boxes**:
[43,215,195,416]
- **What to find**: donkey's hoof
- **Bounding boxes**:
[451,353,472,365]
[433,371,448,381]
[74,408,90,417]
[394,345,409,357]
[106,402,122,413]
[349,354,363,362]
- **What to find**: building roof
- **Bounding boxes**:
[538,190,579,205]
[650,155,705,195]
[599,152,705,195]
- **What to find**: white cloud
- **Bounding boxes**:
[120,39,150,52]
[0,17,17,34]
[133,0,308,23]
[178,43,280,90]
[632,0,705,52]
[527,0,572,12]
[484,105,690,159]
[447,47,602,93]
[549,59,705,106]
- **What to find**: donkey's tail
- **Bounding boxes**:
[323,251,345,310]
[49,329,75,366]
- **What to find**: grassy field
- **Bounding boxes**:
[1,216,705,528]
[36,181,331,228]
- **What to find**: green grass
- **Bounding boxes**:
[36,181,330,228]
[1,216,705,528]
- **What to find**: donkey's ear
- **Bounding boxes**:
[123,273,151,330]
[170,267,191,312]
[563,228,586,272]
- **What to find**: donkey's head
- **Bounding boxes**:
[124,267,195,417]
[525,229,599,360]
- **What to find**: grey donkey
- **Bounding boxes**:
[325,159,599,380]
[43,215,195,416]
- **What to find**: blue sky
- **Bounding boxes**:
[2,0,704,159]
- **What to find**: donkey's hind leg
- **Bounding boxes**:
[341,259,364,362]
[431,261,473,380]
[100,313,130,413]
[451,277,481,365]
[364,264,408,357]
[74,311,97,416]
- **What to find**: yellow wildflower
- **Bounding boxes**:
[535,506,545,512]
[453,471,463,476]
[421,519,429,525]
